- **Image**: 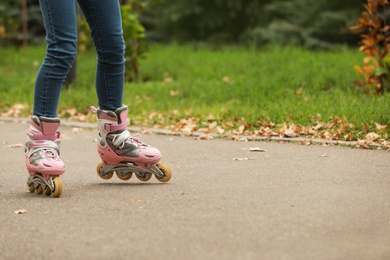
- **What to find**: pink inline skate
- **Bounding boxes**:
[91,106,171,182]
[25,116,65,197]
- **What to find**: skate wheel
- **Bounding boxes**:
[28,183,35,193]
[116,171,133,181]
[36,185,43,194]
[136,172,152,182]
[155,163,172,183]
[96,162,114,180]
[52,177,62,198]
[44,186,52,196]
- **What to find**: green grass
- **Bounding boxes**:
[0,44,389,140]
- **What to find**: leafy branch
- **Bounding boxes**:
[352,0,390,95]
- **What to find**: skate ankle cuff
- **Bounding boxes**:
[27,129,61,141]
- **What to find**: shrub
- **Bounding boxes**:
[351,0,390,94]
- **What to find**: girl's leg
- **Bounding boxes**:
[25,0,75,198]
[34,0,78,117]
[77,0,126,111]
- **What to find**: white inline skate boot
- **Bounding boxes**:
[25,116,65,197]
[91,105,171,182]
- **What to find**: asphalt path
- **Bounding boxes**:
[0,119,389,260]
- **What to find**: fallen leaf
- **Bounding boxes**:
[365,132,381,141]
[222,76,231,83]
[284,129,299,138]
[313,123,323,131]
[170,90,180,97]
[320,154,327,157]
[295,87,303,96]
[344,133,352,141]
[135,199,147,206]
[195,134,213,140]
[249,147,266,152]
[163,77,173,83]
[238,125,245,134]
[216,126,225,135]
[72,127,83,134]
[230,136,248,142]
[8,143,23,148]
[233,157,255,161]
[14,209,27,214]
[375,122,387,131]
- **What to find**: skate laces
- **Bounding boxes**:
[111,131,147,149]
[40,148,59,160]
[29,146,60,166]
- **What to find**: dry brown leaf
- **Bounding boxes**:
[8,143,23,148]
[170,90,180,97]
[163,77,173,83]
[365,132,381,141]
[14,209,27,214]
[208,121,217,129]
[249,147,266,152]
[1,103,27,117]
[216,126,225,135]
[222,76,231,83]
[233,157,255,161]
[195,134,213,140]
[313,123,323,131]
[375,122,387,131]
[284,129,299,138]
[71,127,83,134]
[295,87,303,96]
[344,133,352,141]
[238,125,245,134]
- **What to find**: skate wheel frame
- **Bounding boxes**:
[27,175,63,198]
[96,162,172,183]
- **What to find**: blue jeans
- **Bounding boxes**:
[34,0,125,117]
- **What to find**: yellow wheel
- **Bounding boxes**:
[136,172,152,182]
[28,183,35,193]
[52,177,62,198]
[155,163,172,183]
[36,185,43,194]
[96,162,114,180]
[44,186,52,196]
[116,171,133,181]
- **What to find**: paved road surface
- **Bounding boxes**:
[0,119,389,260]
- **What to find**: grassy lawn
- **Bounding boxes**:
[0,44,389,144]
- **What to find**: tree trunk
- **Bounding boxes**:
[21,0,28,47]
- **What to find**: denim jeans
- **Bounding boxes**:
[34,0,125,117]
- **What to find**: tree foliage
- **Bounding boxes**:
[142,0,364,49]
[142,0,265,43]
[250,0,365,49]
[0,0,44,47]
[352,0,390,94]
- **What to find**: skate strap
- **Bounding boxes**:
[26,140,61,154]
[27,129,61,141]
[105,119,128,132]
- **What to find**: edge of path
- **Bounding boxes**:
[0,116,386,150]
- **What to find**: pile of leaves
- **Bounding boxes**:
[2,103,388,150]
